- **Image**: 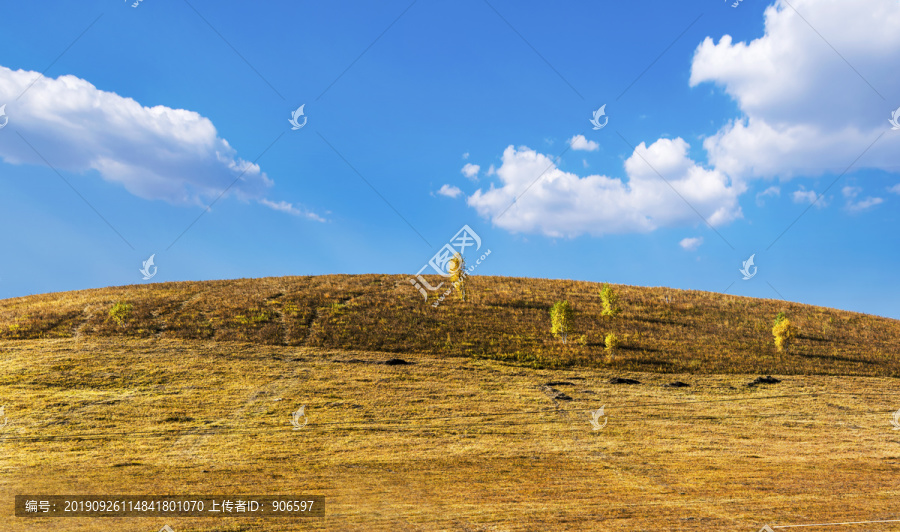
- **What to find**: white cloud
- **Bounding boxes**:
[437,184,463,198]
[842,186,883,211]
[847,196,883,211]
[690,0,900,181]
[461,163,480,180]
[755,185,780,206]
[258,199,325,221]
[464,0,900,239]
[791,186,827,207]
[0,65,316,217]
[486,164,496,176]
[568,134,599,152]
[842,186,861,199]
[466,139,743,238]
[679,237,703,251]
[792,188,816,204]
[462,152,470,159]
[889,183,900,194]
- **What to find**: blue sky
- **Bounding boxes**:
[0,0,898,319]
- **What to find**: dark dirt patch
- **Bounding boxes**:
[540,385,572,401]
[748,375,781,386]
[163,415,195,422]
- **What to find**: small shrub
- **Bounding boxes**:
[772,313,799,352]
[550,300,574,344]
[774,312,786,327]
[605,333,619,354]
[238,309,277,325]
[577,334,588,346]
[108,301,133,327]
[600,284,621,317]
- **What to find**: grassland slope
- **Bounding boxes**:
[0,274,897,375]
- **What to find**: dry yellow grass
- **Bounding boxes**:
[2,337,900,531]
[1,274,898,375]
[1,275,899,530]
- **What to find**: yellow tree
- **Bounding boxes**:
[447,252,467,302]
[550,300,574,344]
[600,284,621,317]
[772,312,799,352]
[605,333,619,355]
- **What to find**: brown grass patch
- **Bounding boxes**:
[1,338,899,530]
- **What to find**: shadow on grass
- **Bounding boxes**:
[490,300,550,311]
[794,350,877,365]
[635,316,683,327]
[618,345,660,353]
[613,355,680,371]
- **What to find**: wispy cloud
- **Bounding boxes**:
[755,185,780,206]
[846,196,884,211]
[842,186,883,212]
[258,199,325,221]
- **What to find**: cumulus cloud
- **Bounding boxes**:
[690,0,900,181]
[568,134,599,152]
[461,163,480,180]
[679,237,703,251]
[466,139,743,238]
[464,0,899,239]
[0,65,319,218]
[437,184,462,198]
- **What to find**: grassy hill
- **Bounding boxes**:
[3,275,900,530]
[1,274,898,375]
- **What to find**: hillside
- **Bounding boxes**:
[1,274,898,376]
[4,275,900,530]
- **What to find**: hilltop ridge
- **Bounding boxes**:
[1,274,897,376]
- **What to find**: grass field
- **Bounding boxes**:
[1,274,898,376]
[2,275,900,531]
